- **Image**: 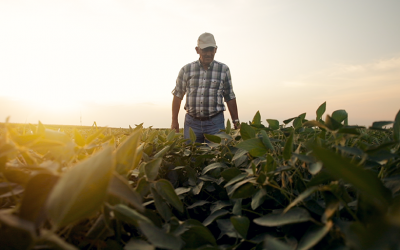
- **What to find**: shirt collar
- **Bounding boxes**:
[197,59,214,70]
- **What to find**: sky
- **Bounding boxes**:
[1,0,399,129]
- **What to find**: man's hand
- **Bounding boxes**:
[234,121,240,130]
[171,120,179,133]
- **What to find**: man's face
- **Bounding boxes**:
[196,46,217,66]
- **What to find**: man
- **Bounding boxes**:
[171,32,239,143]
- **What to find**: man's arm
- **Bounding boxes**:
[171,95,182,132]
[226,98,239,129]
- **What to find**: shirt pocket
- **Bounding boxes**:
[209,80,223,90]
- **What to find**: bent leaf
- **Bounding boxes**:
[145,158,162,182]
[310,144,392,210]
[254,207,311,227]
[297,221,333,250]
[155,179,183,213]
[115,129,142,175]
[138,221,184,250]
[108,173,144,212]
[113,204,152,227]
[46,147,114,229]
[236,138,268,157]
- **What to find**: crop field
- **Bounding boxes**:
[0,102,399,250]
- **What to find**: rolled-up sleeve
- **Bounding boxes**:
[223,67,236,102]
[171,67,186,99]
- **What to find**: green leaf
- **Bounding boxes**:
[254,207,312,227]
[325,115,342,130]
[166,130,175,142]
[185,166,197,186]
[371,121,393,129]
[252,111,261,126]
[202,162,227,175]
[236,138,268,157]
[180,219,217,248]
[150,187,172,221]
[338,126,364,135]
[44,129,71,144]
[232,148,248,161]
[221,168,242,183]
[283,131,294,160]
[266,119,279,130]
[297,221,333,250]
[19,173,59,224]
[155,179,183,213]
[332,109,348,123]
[85,127,107,145]
[73,129,85,147]
[37,229,78,250]
[283,117,296,124]
[125,239,155,250]
[251,188,267,210]
[153,145,170,158]
[260,130,274,151]
[204,134,222,144]
[203,209,230,226]
[226,119,232,134]
[46,147,114,229]
[293,113,306,129]
[240,123,256,140]
[113,204,153,227]
[216,219,241,239]
[283,186,319,213]
[316,102,326,121]
[108,173,144,212]
[303,120,329,130]
[230,181,257,199]
[138,221,184,250]
[232,199,242,215]
[135,177,151,198]
[192,181,204,195]
[145,158,162,182]
[231,216,250,239]
[394,110,400,141]
[187,200,210,209]
[224,173,248,188]
[115,129,142,175]
[293,117,302,129]
[189,127,196,144]
[263,235,295,250]
[310,144,392,210]
[308,162,323,175]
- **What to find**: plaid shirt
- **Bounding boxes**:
[172,60,236,117]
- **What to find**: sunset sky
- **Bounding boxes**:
[1,0,399,128]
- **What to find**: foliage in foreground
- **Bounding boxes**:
[0,102,400,250]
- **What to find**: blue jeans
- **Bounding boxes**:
[184,112,225,143]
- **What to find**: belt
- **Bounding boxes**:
[189,112,221,121]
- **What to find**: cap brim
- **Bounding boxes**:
[198,44,217,49]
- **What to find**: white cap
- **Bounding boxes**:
[197,32,217,49]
